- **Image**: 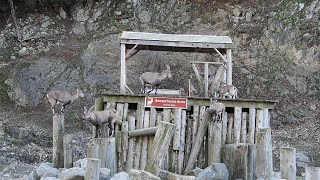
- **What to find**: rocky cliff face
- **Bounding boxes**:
[0,0,319,177]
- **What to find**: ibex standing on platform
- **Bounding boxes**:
[139,64,172,95]
[209,98,225,122]
[217,82,238,99]
[47,89,85,114]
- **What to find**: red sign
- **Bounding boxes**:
[145,97,188,109]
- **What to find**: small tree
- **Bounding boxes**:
[8,0,22,42]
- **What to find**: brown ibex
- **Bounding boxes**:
[217,81,238,99]
[209,98,225,122]
[139,64,172,95]
[83,105,121,138]
[47,89,85,114]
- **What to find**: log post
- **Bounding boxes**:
[63,134,73,168]
[184,107,216,173]
[208,121,222,164]
[87,143,99,158]
[93,97,104,138]
[248,107,256,144]
[85,158,101,180]
[255,128,272,180]
[145,121,176,176]
[93,138,107,168]
[305,166,320,180]
[280,147,296,180]
[106,137,117,176]
[234,107,242,143]
[248,144,256,180]
[222,143,248,180]
[52,114,64,168]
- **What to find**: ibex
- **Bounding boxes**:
[47,89,85,114]
[83,105,121,138]
[139,64,172,95]
[217,82,238,99]
[209,98,225,122]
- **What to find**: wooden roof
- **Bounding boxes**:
[120,31,233,49]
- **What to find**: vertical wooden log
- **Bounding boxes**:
[280,147,296,180]
[93,138,107,168]
[87,143,99,158]
[256,128,272,180]
[221,111,228,146]
[134,104,144,169]
[263,108,270,128]
[255,109,263,143]
[241,112,247,143]
[96,97,107,138]
[149,107,157,145]
[226,48,232,85]
[121,122,129,171]
[208,121,222,164]
[184,108,216,173]
[248,144,256,180]
[123,103,129,122]
[156,113,162,125]
[192,105,200,147]
[198,106,206,167]
[85,158,101,180]
[106,137,117,176]
[173,108,182,150]
[116,103,125,133]
[178,110,187,174]
[126,112,136,172]
[305,166,320,180]
[120,43,126,94]
[248,107,256,144]
[204,62,209,97]
[141,111,150,170]
[163,109,171,171]
[227,116,234,144]
[63,134,73,168]
[222,143,248,180]
[145,121,176,175]
[184,114,193,168]
[234,107,242,143]
[52,114,64,168]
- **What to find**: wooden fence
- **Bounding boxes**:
[94,95,276,176]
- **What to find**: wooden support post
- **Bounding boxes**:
[248,144,256,180]
[248,107,256,144]
[234,107,242,143]
[120,43,126,94]
[52,114,64,168]
[221,111,228,146]
[280,147,296,180]
[145,121,176,175]
[209,65,225,93]
[222,143,248,180]
[227,116,234,144]
[208,121,222,164]
[121,122,129,171]
[93,138,107,168]
[134,104,144,169]
[204,63,209,97]
[226,49,232,85]
[263,108,270,127]
[141,111,150,170]
[87,143,99,158]
[241,112,247,143]
[255,109,263,143]
[106,137,117,176]
[63,134,73,168]
[305,166,320,180]
[184,107,216,173]
[85,158,101,180]
[255,128,273,180]
[128,127,158,137]
[173,108,182,150]
[178,110,187,174]
[126,112,136,172]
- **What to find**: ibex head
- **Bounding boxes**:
[165,64,172,79]
[83,105,95,120]
[77,89,85,98]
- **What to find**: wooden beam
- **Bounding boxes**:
[214,48,227,63]
[145,121,176,175]
[125,44,139,60]
[190,61,224,65]
[191,63,203,84]
[280,147,296,180]
[128,127,158,137]
[125,84,134,94]
[184,107,216,173]
[85,158,101,180]
[255,128,272,180]
[53,114,64,168]
[120,43,126,94]
[226,48,232,85]
[204,63,209,97]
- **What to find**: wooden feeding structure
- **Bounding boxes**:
[120,31,233,97]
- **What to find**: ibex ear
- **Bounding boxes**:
[84,106,87,112]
